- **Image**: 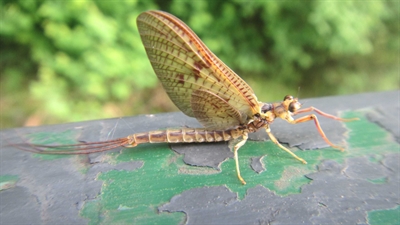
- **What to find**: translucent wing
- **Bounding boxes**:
[137,11,261,128]
[191,89,245,129]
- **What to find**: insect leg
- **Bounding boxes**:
[233,132,248,185]
[289,114,345,151]
[294,107,359,122]
[265,127,307,164]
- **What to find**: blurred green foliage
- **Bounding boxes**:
[1,0,398,128]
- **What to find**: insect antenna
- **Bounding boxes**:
[297,86,301,99]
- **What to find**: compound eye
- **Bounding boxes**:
[283,95,293,101]
[289,101,301,112]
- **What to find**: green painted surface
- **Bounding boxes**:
[28,130,77,160]
[0,175,19,191]
[29,111,400,224]
[368,206,400,225]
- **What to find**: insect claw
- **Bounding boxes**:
[235,169,247,185]
[300,158,307,164]
[334,146,345,152]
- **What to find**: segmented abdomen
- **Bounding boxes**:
[127,128,243,145]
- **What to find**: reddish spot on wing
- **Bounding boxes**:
[192,61,202,81]
[177,74,185,85]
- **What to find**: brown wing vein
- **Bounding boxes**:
[149,11,260,111]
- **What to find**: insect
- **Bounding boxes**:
[17,10,358,184]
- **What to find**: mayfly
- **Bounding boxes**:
[17,10,358,184]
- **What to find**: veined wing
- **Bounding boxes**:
[137,10,260,128]
[191,89,244,129]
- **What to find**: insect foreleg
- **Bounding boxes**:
[233,132,248,185]
[288,114,344,151]
[294,107,359,122]
[265,127,307,164]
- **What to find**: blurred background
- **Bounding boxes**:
[1,0,398,129]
